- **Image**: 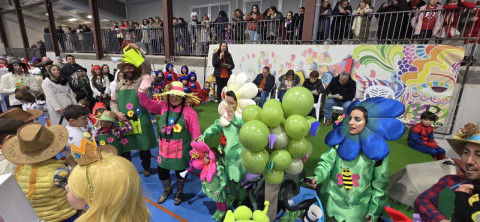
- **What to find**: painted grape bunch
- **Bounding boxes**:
[397,45,418,78]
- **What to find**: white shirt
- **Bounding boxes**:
[0,150,17,176]
[66,125,88,154]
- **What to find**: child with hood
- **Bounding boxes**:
[164,63,178,84]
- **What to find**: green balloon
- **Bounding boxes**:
[242,105,262,122]
[265,169,284,185]
[263,99,282,108]
[261,105,284,127]
[305,116,319,138]
[285,158,304,175]
[234,206,253,220]
[271,149,292,171]
[239,120,269,152]
[284,115,309,139]
[286,138,312,159]
[282,87,314,117]
[270,125,289,149]
[241,149,270,174]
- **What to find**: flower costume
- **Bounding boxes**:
[138,79,201,205]
[313,97,405,222]
[190,141,227,221]
[200,72,258,206]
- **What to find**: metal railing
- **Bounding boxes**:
[43,7,480,57]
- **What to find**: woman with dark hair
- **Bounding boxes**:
[318,0,333,41]
[102,64,115,82]
[214,11,229,42]
[67,67,94,109]
[42,65,76,125]
[246,4,264,43]
[0,59,40,108]
[277,70,299,101]
[232,9,246,43]
[138,77,200,206]
[307,98,406,221]
[265,6,283,42]
[212,42,235,102]
[331,0,352,44]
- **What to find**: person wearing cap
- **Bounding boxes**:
[138,75,201,206]
[55,57,64,69]
[90,65,111,106]
[110,43,156,177]
[93,110,133,153]
[0,59,41,108]
[415,123,480,222]
[2,123,77,221]
[66,67,95,108]
[0,118,25,175]
[60,55,84,77]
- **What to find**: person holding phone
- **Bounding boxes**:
[212,42,235,102]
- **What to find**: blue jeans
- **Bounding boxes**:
[258,91,270,108]
[278,90,286,102]
[249,30,259,43]
[324,99,352,119]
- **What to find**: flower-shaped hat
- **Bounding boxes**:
[325,97,405,161]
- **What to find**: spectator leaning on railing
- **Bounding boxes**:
[318,0,333,41]
[411,0,444,44]
[331,0,353,44]
[351,0,373,42]
[232,9,246,43]
[246,4,263,43]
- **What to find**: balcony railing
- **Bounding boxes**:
[43,7,480,57]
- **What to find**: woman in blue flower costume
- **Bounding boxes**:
[307,97,405,222]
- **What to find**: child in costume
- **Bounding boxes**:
[408,111,446,160]
[180,76,192,93]
[68,140,149,222]
[93,110,133,153]
[164,63,178,84]
[152,70,165,99]
[138,77,201,206]
[65,105,91,153]
[89,101,106,126]
[202,81,213,103]
[188,70,202,95]
[180,65,189,77]
[197,72,258,206]
[15,89,39,111]
[307,97,405,222]
[3,123,77,222]
[190,141,228,221]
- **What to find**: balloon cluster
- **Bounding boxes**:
[240,87,320,185]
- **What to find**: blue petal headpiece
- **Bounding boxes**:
[325,97,405,161]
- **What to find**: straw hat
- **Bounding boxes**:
[93,110,117,122]
[447,123,480,156]
[155,81,200,105]
[2,123,68,164]
[0,107,43,123]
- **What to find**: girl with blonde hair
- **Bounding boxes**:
[66,152,149,222]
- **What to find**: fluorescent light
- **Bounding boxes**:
[68,18,78,21]
[87,15,92,19]
[45,13,48,16]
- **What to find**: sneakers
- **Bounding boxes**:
[324,119,332,126]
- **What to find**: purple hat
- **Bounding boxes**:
[31,57,40,63]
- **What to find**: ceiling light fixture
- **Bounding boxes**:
[68,18,77,21]
[87,15,92,19]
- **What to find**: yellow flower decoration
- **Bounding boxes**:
[99,140,106,146]
[127,110,134,117]
[173,124,182,133]
[191,152,199,159]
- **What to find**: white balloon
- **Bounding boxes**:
[285,158,304,175]
[270,125,289,149]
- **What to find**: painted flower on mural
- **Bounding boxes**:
[325,97,405,161]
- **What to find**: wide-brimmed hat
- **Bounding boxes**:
[0,107,44,123]
[447,123,480,156]
[93,110,117,122]
[156,81,200,104]
[3,123,68,164]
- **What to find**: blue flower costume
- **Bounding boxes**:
[313,97,405,222]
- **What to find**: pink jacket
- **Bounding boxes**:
[138,92,201,139]
[411,5,444,36]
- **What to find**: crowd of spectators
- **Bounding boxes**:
[42,1,480,56]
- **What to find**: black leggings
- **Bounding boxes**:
[157,167,187,181]
[120,150,152,170]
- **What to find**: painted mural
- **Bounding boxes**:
[206,44,464,125]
